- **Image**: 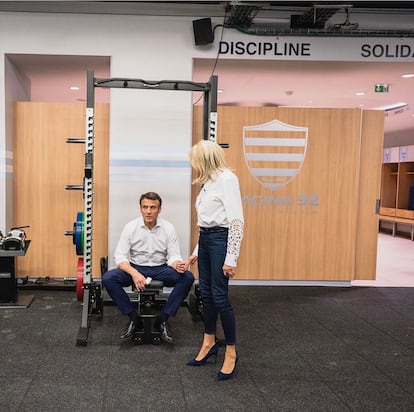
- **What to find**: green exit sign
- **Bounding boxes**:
[375,84,389,92]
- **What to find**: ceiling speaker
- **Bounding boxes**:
[193,18,214,45]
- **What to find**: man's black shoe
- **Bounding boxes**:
[120,320,137,340]
[160,321,174,344]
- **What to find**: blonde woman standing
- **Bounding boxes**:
[186,140,244,381]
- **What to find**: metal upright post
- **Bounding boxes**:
[77,69,96,345]
[84,69,95,287]
[202,75,218,141]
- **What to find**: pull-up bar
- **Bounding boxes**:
[88,71,218,141]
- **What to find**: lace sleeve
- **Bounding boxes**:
[221,170,244,267]
[227,218,244,261]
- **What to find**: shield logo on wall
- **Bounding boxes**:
[243,119,308,191]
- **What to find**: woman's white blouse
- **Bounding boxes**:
[195,169,244,267]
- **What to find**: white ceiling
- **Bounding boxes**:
[8,53,414,143]
[7,54,111,103]
[193,58,414,140]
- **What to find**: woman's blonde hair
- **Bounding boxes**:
[189,140,228,184]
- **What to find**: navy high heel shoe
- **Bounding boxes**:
[186,344,219,366]
[216,356,239,381]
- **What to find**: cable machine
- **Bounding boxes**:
[72,69,218,346]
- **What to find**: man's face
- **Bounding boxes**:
[140,198,161,228]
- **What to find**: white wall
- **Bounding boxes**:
[1,56,31,233]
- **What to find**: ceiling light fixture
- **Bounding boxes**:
[402,73,414,78]
[70,86,80,90]
[355,92,365,96]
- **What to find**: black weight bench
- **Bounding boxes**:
[100,256,166,345]
[131,279,165,345]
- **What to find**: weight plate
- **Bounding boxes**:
[81,212,85,253]
[75,212,84,255]
[76,257,84,301]
[72,222,76,245]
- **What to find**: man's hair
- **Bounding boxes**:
[139,192,162,207]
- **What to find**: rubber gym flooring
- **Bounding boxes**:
[1,285,414,412]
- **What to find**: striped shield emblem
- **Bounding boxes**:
[243,119,308,191]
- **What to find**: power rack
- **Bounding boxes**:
[72,70,218,346]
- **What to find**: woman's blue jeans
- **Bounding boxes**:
[198,229,236,345]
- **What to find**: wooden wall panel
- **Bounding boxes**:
[13,102,109,279]
[192,106,383,281]
[354,110,384,279]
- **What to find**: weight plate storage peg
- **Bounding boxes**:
[76,257,84,301]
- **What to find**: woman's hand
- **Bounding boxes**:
[222,264,236,278]
[184,255,197,270]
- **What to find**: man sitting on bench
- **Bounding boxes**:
[102,191,194,344]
